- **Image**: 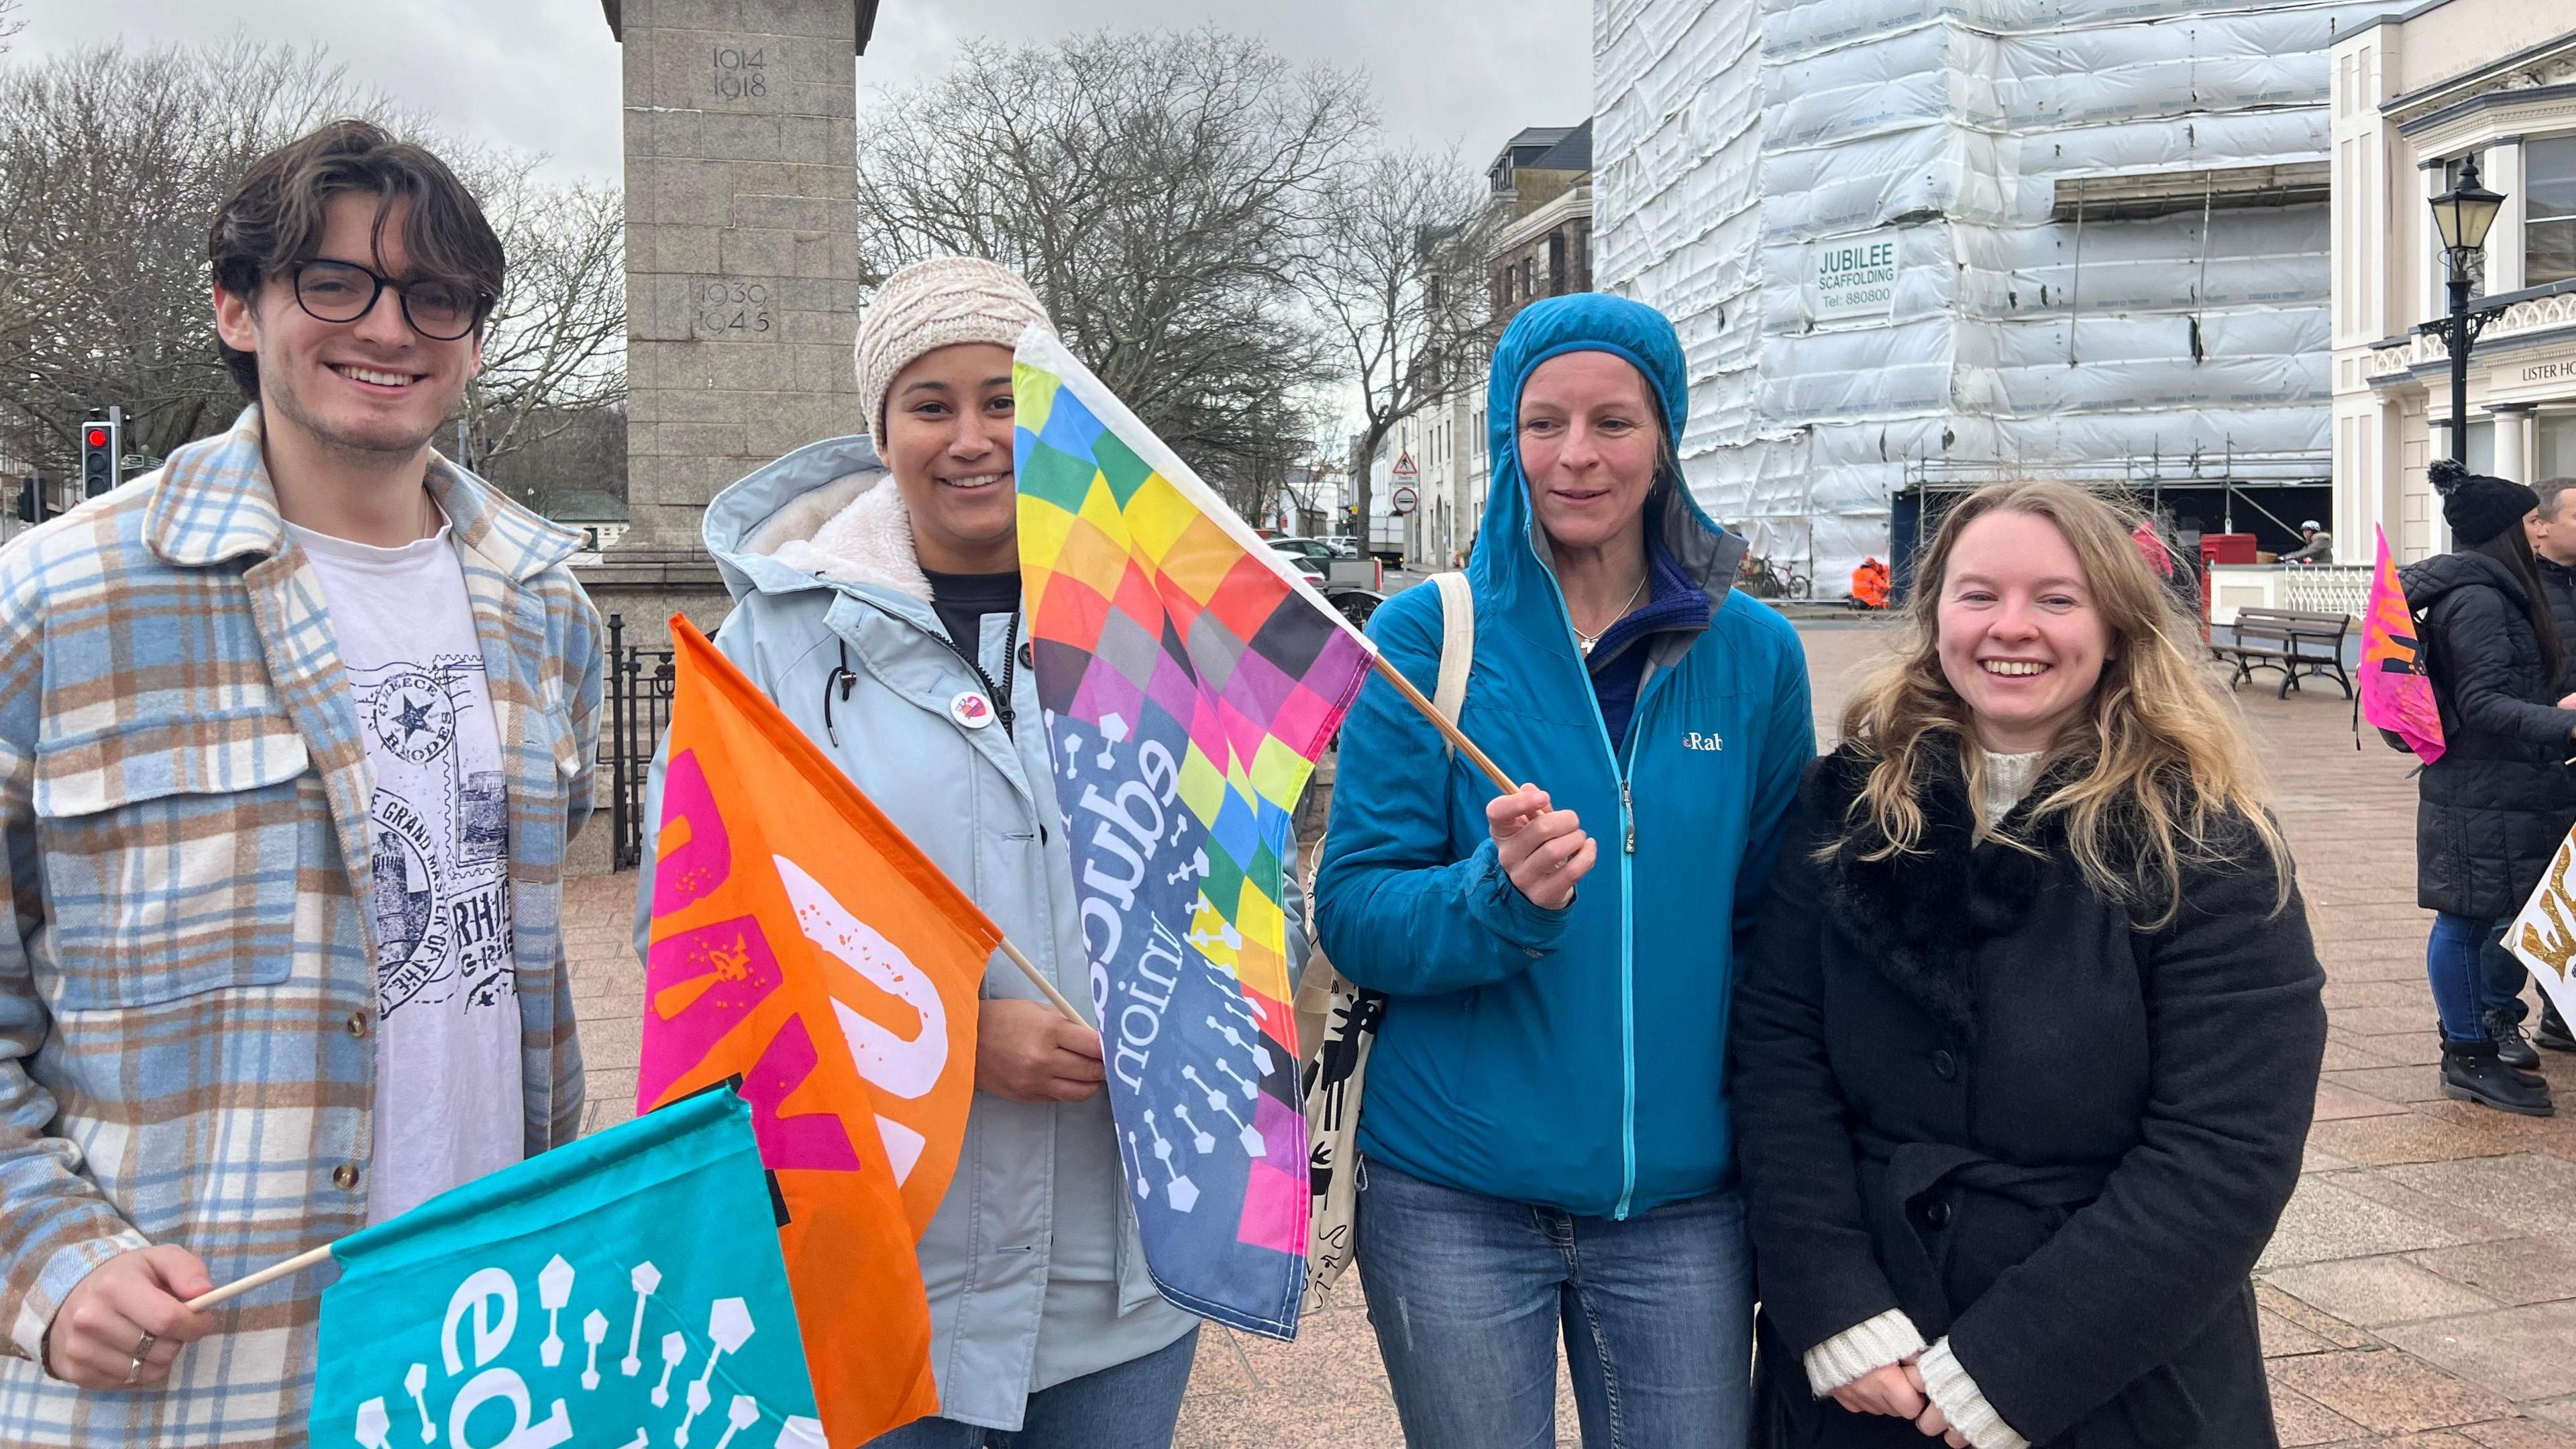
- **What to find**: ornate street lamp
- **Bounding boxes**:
[2429,156,2508,465]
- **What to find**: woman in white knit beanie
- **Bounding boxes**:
[637,257,1221,1448]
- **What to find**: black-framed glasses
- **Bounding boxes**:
[290,260,491,341]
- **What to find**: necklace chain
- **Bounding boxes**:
[1572,571,1650,655]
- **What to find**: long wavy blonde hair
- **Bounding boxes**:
[1835,481,2288,927]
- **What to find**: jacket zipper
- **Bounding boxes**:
[1534,536,1674,1221]
[930,611,1020,737]
[1604,668,1678,1220]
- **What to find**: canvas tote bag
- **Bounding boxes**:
[1298,572,1472,1310]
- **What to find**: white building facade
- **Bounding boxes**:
[1596,0,2371,591]
[2332,1,2576,562]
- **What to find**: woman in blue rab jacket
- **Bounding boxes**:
[1313,293,1814,1445]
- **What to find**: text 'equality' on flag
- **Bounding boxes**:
[1012,326,1375,1339]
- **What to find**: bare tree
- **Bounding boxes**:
[453,157,625,475]
[1297,148,1493,550]
[1276,419,1355,536]
[855,29,1363,498]
[0,42,386,470]
[0,39,625,490]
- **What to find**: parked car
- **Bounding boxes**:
[1267,537,1382,626]
[1269,537,1338,564]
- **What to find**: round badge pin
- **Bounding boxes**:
[950,690,995,730]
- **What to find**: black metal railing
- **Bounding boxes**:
[605,612,677,871]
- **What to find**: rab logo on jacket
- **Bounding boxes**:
[1682,731,1724,752]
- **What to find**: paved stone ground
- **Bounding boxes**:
[562,616,2576,1447]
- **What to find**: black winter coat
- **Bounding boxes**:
[2533,553,2576,688]
[2402,552,2576,919]
[1733,746,2325,1449]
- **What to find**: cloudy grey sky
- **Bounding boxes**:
[15,0,1594,182]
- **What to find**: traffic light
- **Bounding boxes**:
[80,407,123,498]
[15,474,40,525]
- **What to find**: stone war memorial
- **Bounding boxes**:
[584,0,880,647]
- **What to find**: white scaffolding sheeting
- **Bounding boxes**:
[1593,0,2371,592]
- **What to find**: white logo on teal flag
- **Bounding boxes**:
[310,1089,824,1449]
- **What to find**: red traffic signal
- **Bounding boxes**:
[85,428,107,448]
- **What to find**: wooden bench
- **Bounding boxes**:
[2211,607,2353,700]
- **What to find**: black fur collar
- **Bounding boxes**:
[1808,741,2077,1041]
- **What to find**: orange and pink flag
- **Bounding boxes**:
[639,617,1002,1443]
[2361,525,2445,765]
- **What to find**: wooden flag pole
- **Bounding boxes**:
[186,954,1087,1315]
[1369,652,1518,795]
[186,1242,335,1312]
[1000,936,1089,1027]
[180,953,1098,1318]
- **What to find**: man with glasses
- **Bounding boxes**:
[0,120,601,1442]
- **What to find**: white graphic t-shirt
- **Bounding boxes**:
[290,519,524,1226]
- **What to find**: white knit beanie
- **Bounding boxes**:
[853,257,1055,448]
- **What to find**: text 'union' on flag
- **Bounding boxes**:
[1013,325,1376,1338]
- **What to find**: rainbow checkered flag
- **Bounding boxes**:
[1014,327,1373,1337]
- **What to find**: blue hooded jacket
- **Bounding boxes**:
[1313,294,1814,1218]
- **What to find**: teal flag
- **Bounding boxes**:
[311,1089,823,1449]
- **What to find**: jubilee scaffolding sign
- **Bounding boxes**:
[1808,229,1900,322]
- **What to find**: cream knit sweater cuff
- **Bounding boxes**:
[1919,1338,2031,1449]
[1801,1309,1928,1397]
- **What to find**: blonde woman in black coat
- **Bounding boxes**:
[1733,481,2326,1448]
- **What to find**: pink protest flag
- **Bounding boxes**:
[2360,525,2445,765]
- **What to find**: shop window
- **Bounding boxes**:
[2540,411,2576,480]
[2528,136,2576,287]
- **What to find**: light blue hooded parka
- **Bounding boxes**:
[1313,294,1815,1219]
[631,439,1227,1430]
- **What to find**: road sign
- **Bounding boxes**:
[1390,484,1418,516]
[1392,451,1417,484]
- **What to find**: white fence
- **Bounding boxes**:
[2208,564,2371,627]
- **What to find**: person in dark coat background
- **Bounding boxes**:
[1733,480,2326,1448]
[2512,474,2576,1057]
[2402,459,2576,1117]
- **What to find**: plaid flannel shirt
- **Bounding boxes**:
[0,408,602,1445]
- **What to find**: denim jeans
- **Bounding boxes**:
[2479,918,2536,1025]
[862,1326,1199,1449]
[2430,912,2504,1042]
[1352,1156,1754,1449]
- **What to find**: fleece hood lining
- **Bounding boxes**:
[751,472,934,602]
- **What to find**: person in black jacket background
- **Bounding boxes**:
[1734,480,2324,1448]
[2402,460,2576,1116]
[2512,474,2576,1057]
